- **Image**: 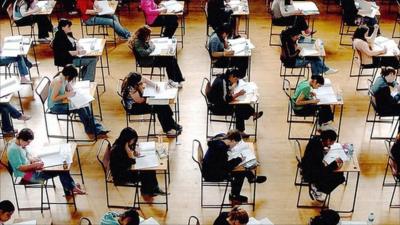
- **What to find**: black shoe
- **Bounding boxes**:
[240,132,250,139]
[249,176,267,184]
[174,124,183,131]
[253,111,264,121]
[98,130,110,135]
[229,194,248,203]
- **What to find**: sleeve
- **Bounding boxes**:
[226,157,242,171]
[7,147,24,173]
[134,40,154,57]
[209,37,223,54]
[208,78,228,105]
[141,0,159,16]
[279,0,294,17]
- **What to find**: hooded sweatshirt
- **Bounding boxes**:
[100,212,120,225]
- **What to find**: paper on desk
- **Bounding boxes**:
[77,38,102,56]
[160,1,183,13]
[139,142,156,152]
[374,36,400,56]
[248,217,274,225]
[140,217,160,225]
[13,220,37,225]
[315,86,338,105]
[32,143,72,168]
[68,89,94,110]
[143,82,177,99]
[150,38,174,56]
[228,141,256,166]
[340,221,367,225]
[234,80,258,95]
[323,143,349,165]
[0,77,21,97]
[135,151,159,169]
[96,1,115,15]
[293,2,319,15]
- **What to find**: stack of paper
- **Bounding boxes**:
[234,80,259,102]
[293,2,319,15]
[0,77,21,97]
[228,38,255,55]
[69,81,94,110]
[160,1,183,13]
[228,141,256,166]
[135,142,159,169]
[31,143,72,168]
[143,82,178,99]
[96,1,115,15]
[150,38,174,56]
[315,86,338,105]
[374,36,400,56]
[140,217,160,225]
[248,217,274,225]
[13,220,37,225]
[340,221,367,225]
[323,143,349,165]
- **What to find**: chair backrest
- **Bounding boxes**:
[116,79,124,97]
[388,156,400,180]
[96,139,113,180]
[187,216,201,225]
[282,79,292,100]
[192,139,204,172]
[0,143,14,177]
[79,217,93,225]
[35,76,51,109]
[367,79,378,111]
[200,77,211,105]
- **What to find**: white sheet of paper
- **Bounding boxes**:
[135,152,159,169]
[374,36,400,56]
[30,143,72,168]
[293,1,319,15]
[228,141,256,165]
[340,221,367,225]
[150,38,174,56]
[96,1,115,15]
[140,217,160,225]
[68,89,94,110]
[315,86,338,105]
[13,220,37,225]
[248,217,274,225]
[323,143,349,165]
[138,142,156,152]
[143,82,178,99]
[0,77,21,97]
[77,38,102,56]
[160,1,183,13]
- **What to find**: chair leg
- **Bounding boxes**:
[219,180,229,214]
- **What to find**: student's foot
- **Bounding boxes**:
[72,185,87,195]
[317,121,337,132]
[166,129,181,138]
[18,114,31,121]
[240,132,250,139]
[253,111,263,121]
[2,129,17,137]
[37,37,52,43]
[309,183,325,202]
[167,80,180,88]
[98,130,111,135]
[229,194,248,203]
[20,77,32,84]
[152,188,167,196]
[174,123,183,131]
[249,175,267,184]
[325,68,338,75]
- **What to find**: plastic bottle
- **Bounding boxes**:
[244,42,250,55]
[367,212,375,225]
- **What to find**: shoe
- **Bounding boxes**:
[177,83,183,88]
[167,80,180,88]
[68,10,78,15]
[166,129,181,138]
[308,183,320,200]
[72,183,86,195]
[318,122,337,132]
[174,124,182,131]
[249,176,267,184]
[37,37,51,43]
[315,192,327,202]
[233,34,241,39]
[98,130,110,135]
[325,68,338,75]
[18,114,31,121]
[240,132,250,139]
[152,188,167,196]
[20,77,32,84]
[253,111,263,121]
[229,194,248,203]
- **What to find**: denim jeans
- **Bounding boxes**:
[295,57,328,76]
[85,15,131,39]
[72,57,97,82]
[50,103,105,135]
[27,171,76,195]
[0,103,22,133]
[0,55,31,77]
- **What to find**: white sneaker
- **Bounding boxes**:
[319,122,337,132]
[168,80,180,88]
[315,192,327,202]
[20,77,32,84]
[325,68,338,75]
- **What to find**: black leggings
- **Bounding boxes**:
[151,15,178,38]
[294,105,333,126]
[154,57,184,82]
[315,172,345,194]
[272,15,309,32]
[15,15,52,39]
[129,103,177,132]
[230,171,255,196]
[211,104,255,132]
[114,170,159,194]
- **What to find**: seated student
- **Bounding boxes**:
[353,25,399,68]
[121,72,182,137]
[100,208,140,225]
[280,27,338,76]
[207,0,239,38]
[110,127,165,196]
[271,0,313,35]
[301,130,345,202]
[76,0,131,40]
[140,0,178,38]
[208,24,249,78]
[206,69,263,138]
[0,200,14,225]
[128,25,184,88]
[48,65,109,137]
[202,130,267,203]
[341,0,378,30]
[213,206,249,225]
[52,18,97,81]
[292,76,335,131]
[58,0,78,15]
[310,209,340,225]
[0,103,30,137]
[0,55,33,84]
[7,128,86,195]
[390,133,400,179]
[12,0,53,42]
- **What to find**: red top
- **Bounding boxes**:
[76,0,94,22]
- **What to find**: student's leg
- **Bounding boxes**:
[0,56,29,78]
[317,105,334,125]
[0,104,19,133]
[73,57,97,82]
[156,15,178,38]
[160,57,184,82]
[316,173,345,194]
[230,172,246,197]
[234,105,255,131]
[140,171,159,194]
[294,105,317,117]
[293,16,309,32]
[75,107,105,135]
[309,57,328,76]
[34,15,52,38]
[153,105,176,132]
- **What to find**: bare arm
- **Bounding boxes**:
[295,92,319,105]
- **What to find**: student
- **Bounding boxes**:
[0,103,30,137]
[121,72,182,137]
[280,27,338,76]
[206,69,263,138]
[52,18,97,81]
[128,25,184,87]
[76,0,131,40]
[291,76,335,131]
[207,0,239,38]
[47,65,109,137]
[213,206,249,225]
[271,0,313,35]
[371,67,400,131]
[310,209,340,225]
[301,130,345,202]
[390,134,400,179]
[208,24,249,78]
[110,127,165,196]
[7,128,86,196]
[100,208,140,225]
[140,0,178,38]
[12,0,53,42]
[202,130,267,203]
[58,0,78,15]
[352,25,399,68]
[0,200,15,225]
[341,0,378,29]
[0,55,33,83]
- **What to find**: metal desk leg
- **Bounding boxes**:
[337,171,360,213]
[164,171,168,211]
[337,105,344,142]
[96,86,103,121]
[76,147,85,184]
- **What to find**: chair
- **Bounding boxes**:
[338,11,358,46]
[0,145,50,212]
[365,79,398,140]
[79,217,93,225]
[205,38,235,79]
[130,46,166,81]
[6,3,36,42]
[268,2,290,46]
[96,139,141,208]
[191,139,230,214]
[388,156,400,208]
[201,78,235,139]
[392,1,400,38]
[187,216,201,225]
[283,79,316,141]
[79,14,117,47]
[203,2,212,37]
[349,49,379,91]
[35,76,76,141]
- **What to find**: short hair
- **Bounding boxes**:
[16,128,34,141]
[215,23,231,35]
[381,66,396,77]
[228,206,249,224]
[320,130,337,142]
[120,208,139,225]
[311,75,325,85]
[57,18,72,31]
[225,69,242,78]
[0,200,15,213]
[62,65,78,81]
[352,25,369,42]
[224,129,242,142]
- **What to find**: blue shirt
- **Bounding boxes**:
[208,32,224,55]
[47,78,67,110]
[7,141,29,178]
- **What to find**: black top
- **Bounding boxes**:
[341,0,358,25]
[52,31,76,67]
[373,83,400,115]
[207,0,232,30]
[109,143,136,184]
[280,32,300,67]
[390,141,400,178]
[202,135,241,181]
[207,74,233,106]
[301,136,339,183]
[213,212,230,225]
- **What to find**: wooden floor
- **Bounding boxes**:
[1,0,400,224]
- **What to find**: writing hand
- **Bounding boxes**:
[373,24,379,30]
[311,99,320,104]
[160,7,167,13]
[238,90,246,96]
[335,158,343,168]
[225,50,234,56]
[66,91,76,98]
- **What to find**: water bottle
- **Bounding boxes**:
[19,42,24,53]
[367,212,375,225]
[336,88,342,102]
[348,144,354,159]
[244,42,250,55]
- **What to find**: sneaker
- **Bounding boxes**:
[20,77,32,84]
[166,129,181,138]
[315,192,327,202]
[167,80,180,88]
[97,130,111,135]
[68,10,78,15]
[37,37,52,43]
[229,194,248,203]
[325,68,338,75]
[308,183,320,200]
[17,114,31,121]
[240,132,250,139]
[152,188,167,196]
[318,122,337,132]
[249,176,267,184]
[253,111,263,121]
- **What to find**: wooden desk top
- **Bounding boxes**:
[131,142,168,171]
[34,0,56,15]
[159,1,185,16]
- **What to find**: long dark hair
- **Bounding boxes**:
[53,65,78,81]
[113,127,138,150]
[134,25,151,42]
[352,25,368,42]
[121,72,142,98]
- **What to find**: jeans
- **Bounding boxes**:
[72,57,97,81]
[85,15,131,39]
[0,55,31,77]
[0,103,22,133]
[27,171,76,195]
[50,104,105,135]
[295,57,328,76]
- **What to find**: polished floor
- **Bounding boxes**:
[0,0,400,224]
